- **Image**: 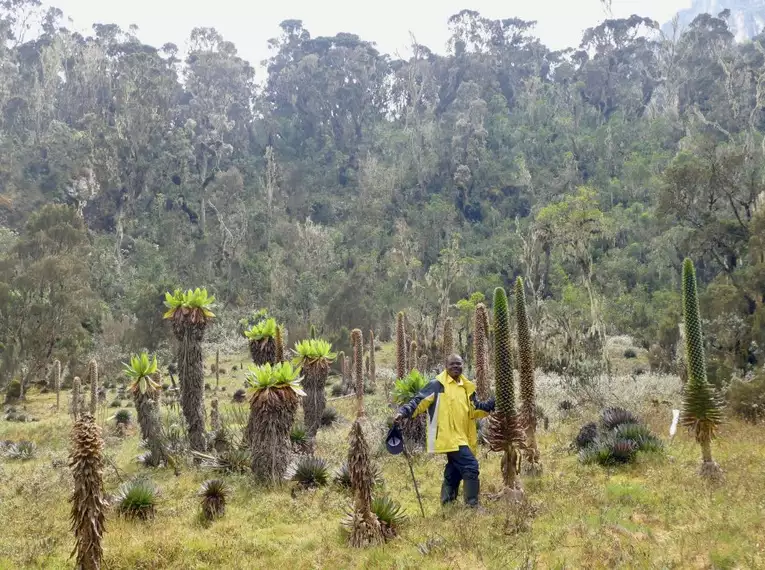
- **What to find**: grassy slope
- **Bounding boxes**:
[2,350,765,570]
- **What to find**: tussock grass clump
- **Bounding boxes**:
[199,479,228,521]
[577,408,663,466]
[321,407,339,427]
[291,456,330,488]
[115,476,159,521]
[3,439,38,460]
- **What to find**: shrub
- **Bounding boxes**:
[574,423,598,450]
[5,379,21,401]
[727,373,765,424]
[291,456,330,488]
[558,400,575,412]
[115,477,159,520]
[600,407,640,431]
[110,399,122,408]
[199,479,228,521]
[580,435,637,466]
[232,389,247,403]
[371,496,406,539]
[115,409,132,426]
[330,384,344,397]
[623,348,638,359]
[321,407,339,427]
[3,440,37,460]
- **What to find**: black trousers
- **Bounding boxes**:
[443,445,480,488]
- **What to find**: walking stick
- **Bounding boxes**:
[403,445,426,518]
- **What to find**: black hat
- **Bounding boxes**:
[385,424,404,455]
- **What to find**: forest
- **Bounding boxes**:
[1,2,765,568]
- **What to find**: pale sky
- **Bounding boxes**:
[54,0,691,68]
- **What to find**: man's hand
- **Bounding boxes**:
[392,412,404,425]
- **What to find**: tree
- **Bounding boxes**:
[293,339,336,439]
[124,353,167,467]
[246,362,305,484]
[163,288,215,453]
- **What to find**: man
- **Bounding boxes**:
[393,354,494,507]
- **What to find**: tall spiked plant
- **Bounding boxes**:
[124,353,167,467]
[396,312,406,380]
[369,330,376,389]
[352,329,365,414]
[443,317,454,367]
[164,288,215,452]
[88,359,98,416]
[293,339,336,438]
[54,359,61,412]
[516,277,541,474]
[71,377,81,420]
[245,318,279,365]
[680,259,724,479]
[486,287,526,495]
[245,362,305,484]
[275,325,284,363]
[408,340,417,373]
[344,345,383,547]
[473,303,490,401]
[69,414,106,570]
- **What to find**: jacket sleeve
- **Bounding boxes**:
[397,380,440,419]
[470,393,495,419]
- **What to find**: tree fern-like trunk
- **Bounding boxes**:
[347,419,383,547]
[352,329,364,416]
[303,362,328,438]
[175,322,207,453]
[442,317,454,368]
[249,338,277,366]
[249,390,299,484]
[88,359,98,416]
[134,391,166,467]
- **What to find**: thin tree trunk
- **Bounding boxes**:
[303,363,328,439]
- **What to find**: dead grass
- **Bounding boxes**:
[2,349,765,569]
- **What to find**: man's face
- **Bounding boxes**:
[446,356,463,379]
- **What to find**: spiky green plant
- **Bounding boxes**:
[515,278,541,474]
[245,362,305,483]
[114,409,131,426]
[71,376,81,420]
[396,313,406,381]
[352,329,364,417]
[369,330,376,389]
[321,407,339,427]
[115,476,159,520]
[371,496,407,540]
[600,407,639,431]
[164,287,215,453]
[292,456,330,488]
[487,287,526,495]
[124,353,166,466]
[245,318,279,365]
[199,479,228,521]
[69,414,105,570]
[473,303,490,401]
[442,317,454,368]
[393,370,428,450]
[88,359,98,416]
[680,258,724,479]
[290,424,311,454]
[293,339,337,437]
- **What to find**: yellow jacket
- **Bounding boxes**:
[397,370,495,455]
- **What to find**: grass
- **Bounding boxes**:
[2,348,765,569]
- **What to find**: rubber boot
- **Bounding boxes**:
[464,479,481,508]
[441,480,459,505]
